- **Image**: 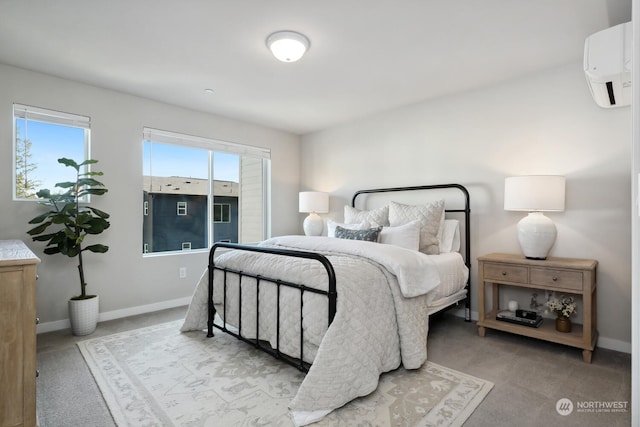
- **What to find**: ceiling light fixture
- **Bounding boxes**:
[266,30,310,62]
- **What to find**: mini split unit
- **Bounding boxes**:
[584,21,632,108]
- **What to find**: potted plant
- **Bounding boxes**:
[545,295,577,333]
[26,158,110,336]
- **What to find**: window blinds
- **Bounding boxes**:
[13,104,91,129]
[143,127,271,160]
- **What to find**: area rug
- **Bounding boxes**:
[78,320,493,426]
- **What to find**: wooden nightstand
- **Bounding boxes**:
[477,253,598,363]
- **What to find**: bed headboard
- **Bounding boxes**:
[351,184,471,320]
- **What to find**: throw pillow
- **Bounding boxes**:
[379,220,421,251]
[327,220,368,238]
[334,225,382,242]
[343,205,389,226]
[388,200,445,255]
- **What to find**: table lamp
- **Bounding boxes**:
[504,175,565,260]
[299,191,329,236]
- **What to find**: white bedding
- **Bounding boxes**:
[180,235,467,425]
[428,252,469,302]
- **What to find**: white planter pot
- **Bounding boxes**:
[68,295,99,336]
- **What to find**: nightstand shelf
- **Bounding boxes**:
[477,253,598,363]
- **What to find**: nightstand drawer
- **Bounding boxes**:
[483,263,528,283]
[530,268,583,291]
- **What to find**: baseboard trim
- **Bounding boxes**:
[448,308,631,354]
[597,336,632,354]
[36,297,191,334]
[38,298,633,354]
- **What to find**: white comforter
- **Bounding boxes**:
[180,236,442,425]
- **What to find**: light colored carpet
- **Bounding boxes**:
[77,320,493,426]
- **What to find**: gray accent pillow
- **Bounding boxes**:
[334,226,382,242]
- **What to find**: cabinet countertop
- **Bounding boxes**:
[0,240,41,267]
[478,252,597,270]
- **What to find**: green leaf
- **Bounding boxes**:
[58,158,80,170]
[84,244,109,253]
[88,207,110,219]
[63,228,78,240]
[31,232,60,242]
[27,222,52,235]
[78,188,108,196]
[54,181,76,189]
[85,218,110,234]
[78,159,98,167]
[76,177,105,187]
[36,188,52,198]
[43,247,61,255]
[28,211,55,224]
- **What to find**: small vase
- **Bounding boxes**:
[555,315,572,333]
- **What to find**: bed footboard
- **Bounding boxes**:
[207,243,337,372]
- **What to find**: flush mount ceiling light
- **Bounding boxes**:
[266,30,310,62]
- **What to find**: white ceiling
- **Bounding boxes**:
[0,0,632,135]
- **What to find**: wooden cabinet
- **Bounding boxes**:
[477,253,597,363]
[1,240,40,427]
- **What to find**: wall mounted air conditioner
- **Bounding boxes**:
[583,21,632,108]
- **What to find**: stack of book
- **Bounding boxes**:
[496,310,543,328]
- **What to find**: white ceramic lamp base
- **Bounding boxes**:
[517,212,557,260]
[303,212,324,236]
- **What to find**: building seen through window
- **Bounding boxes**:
[142,129,269,254]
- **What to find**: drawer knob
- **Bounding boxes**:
[501,271,507,276]
[552,276,558,282]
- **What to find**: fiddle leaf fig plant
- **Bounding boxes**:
[27,158,110,300]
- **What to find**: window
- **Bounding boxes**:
[142,128,270,254]
[214,203,231,223]
[13,104,90,200]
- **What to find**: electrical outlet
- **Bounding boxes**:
[179,267,187,279]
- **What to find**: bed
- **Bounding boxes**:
[181,183,470,425]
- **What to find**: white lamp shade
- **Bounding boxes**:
[266,31,310,62]
[504,175,565,260]
[504,175,565,212]
[299,191,329,213]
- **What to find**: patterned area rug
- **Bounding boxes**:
[78,320,492,426]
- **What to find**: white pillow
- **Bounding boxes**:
[344,205,389,226]
[388,200,445,255]
[379,220,421,251]
[327,220,368,238]
[440,219,460,253]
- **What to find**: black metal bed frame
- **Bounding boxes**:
[207,184,471,372]
[207,243,337,372]
[351,183,472,321]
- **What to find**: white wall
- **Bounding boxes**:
[0,64,301,328]
[300,62,632,351]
